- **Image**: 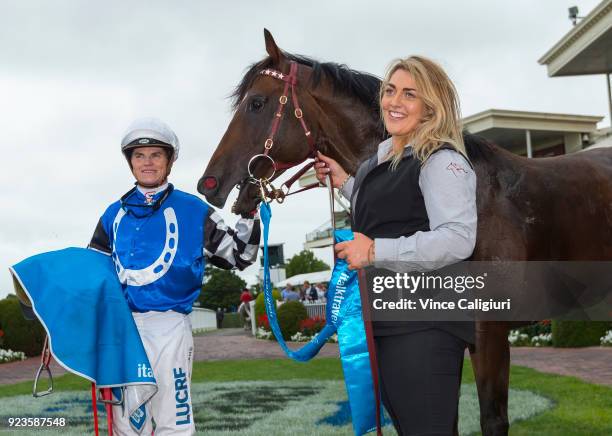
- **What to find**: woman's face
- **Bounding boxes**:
[381,69,425,141]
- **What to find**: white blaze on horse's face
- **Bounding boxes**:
[381,69,425,145]
[130,146,171,188]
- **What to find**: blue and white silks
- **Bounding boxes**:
[261,202,379,436]
[97,187,209,314]
[10,248,157,427]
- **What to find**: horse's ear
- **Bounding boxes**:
[264,28,284,64]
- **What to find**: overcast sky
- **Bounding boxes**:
[0,0,607,298]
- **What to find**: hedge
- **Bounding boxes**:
[254,290,281,326]
[276,301,308,340]
[0,298,46,357]
[221,312,244,328]
[552,320,612,347]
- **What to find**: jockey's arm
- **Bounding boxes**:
[203,207,261,270]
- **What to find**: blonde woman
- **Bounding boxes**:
[315,56,477,435]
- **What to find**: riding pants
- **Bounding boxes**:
[375,328,467,436]
[113,310,195,435]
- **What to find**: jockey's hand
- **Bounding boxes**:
[315,151,350,189]
[335,232,374,270]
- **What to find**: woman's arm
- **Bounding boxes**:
[374,149,477,272]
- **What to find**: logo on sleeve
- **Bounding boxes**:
[446,162,468,177]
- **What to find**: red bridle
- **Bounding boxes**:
[244,61,320,204]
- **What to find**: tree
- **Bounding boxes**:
[285,250,330,278]
[199,267,246,311]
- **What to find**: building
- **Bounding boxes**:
[538,0,612,148]
[463,109,601,157]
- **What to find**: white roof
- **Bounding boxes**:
[275,270,331,287]
[583,135,612,150]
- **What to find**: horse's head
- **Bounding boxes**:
[198,29,323,215]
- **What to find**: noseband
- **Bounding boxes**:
[241,61,319,205]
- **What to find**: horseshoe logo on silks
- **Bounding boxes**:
[111,207,179,286]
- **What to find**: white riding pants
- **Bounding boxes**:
[112,310,195,436]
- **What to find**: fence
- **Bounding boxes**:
[304,302,326,319]
[189,307,217,331]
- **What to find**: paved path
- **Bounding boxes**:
[1,329,610,387]
[0,357,67,386]
[193,328,339,361]
[509,346,612,386]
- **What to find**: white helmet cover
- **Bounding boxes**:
[121,117,180,162]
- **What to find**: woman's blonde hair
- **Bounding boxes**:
[380,56,466,166]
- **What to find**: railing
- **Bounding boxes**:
[304,302,326,319]
[189,307,217,331]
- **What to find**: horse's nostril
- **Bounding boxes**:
[203,177,218,190]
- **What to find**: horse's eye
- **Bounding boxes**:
[248,97,266,113]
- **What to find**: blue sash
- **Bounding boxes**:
[10,248,157,431]
[261,203,378,435]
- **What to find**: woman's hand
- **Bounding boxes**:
[335,232,374,270]
[314,151,349,189]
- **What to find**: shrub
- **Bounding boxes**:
[0,298,46,357]
[514,320,551,337]
[276,301,308,340]
[552,320,612,347]
[221,312,243,328]
[254,289,281,326]
[299,317,325,336]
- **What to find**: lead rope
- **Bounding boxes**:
[326,175,336,237]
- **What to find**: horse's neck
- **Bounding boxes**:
[314,94,383,173]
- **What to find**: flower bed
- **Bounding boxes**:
[601,330,612,346]
[255,315,337,343]
[508,321,553,347]
[0,348,26,364]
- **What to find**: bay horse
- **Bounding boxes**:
[198,30,612,436]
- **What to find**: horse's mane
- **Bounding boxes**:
[231,52,382,114]
[232,52,498,164]
[463,132,498,164]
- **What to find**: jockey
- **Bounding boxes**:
[88,117,260,435]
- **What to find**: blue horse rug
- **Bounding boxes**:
[10,247,157,428]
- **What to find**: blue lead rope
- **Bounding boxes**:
[260,202,379,435]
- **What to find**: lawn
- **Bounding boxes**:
[0,358,610,435]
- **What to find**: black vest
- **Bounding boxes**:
[352,148,429,239]
[351,145,475,344]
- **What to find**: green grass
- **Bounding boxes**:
[505,365,612,435]
[1,358,610,435]
[0,358,344,398]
